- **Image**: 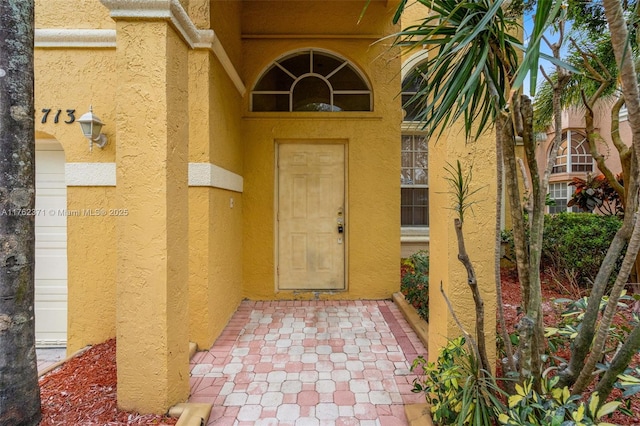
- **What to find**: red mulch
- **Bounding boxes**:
[499,267,640,425]
[39,339,178,425]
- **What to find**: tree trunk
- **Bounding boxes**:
[0,1,40,425]
[454,218,491,374]
[495,114,517,379]
[595,322,640,402]
[499,112,530,307]
[520,95,545,388]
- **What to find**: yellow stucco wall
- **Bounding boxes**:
[34,48,116,163]
[211,0,243,71]
[35,37,118,354]
[188,187,243,349]
[242,0,396,36]
[241,1,402,300]
[188,38,244,349]
[427,125,498,366]
[114,21,189,412]
[66,187,117,351]
[35,0,113,29]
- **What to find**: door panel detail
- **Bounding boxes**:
[277,144,345,290]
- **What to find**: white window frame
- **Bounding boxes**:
[552,130,594,175]
[400,62,430,240]
[548,182,579,214]
[401,130,429,228]
[251,49,372,112]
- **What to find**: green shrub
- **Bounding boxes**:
[542,213,622,289]
[401,250,429,321]
[411,336,505,425]
[499,376,622,425]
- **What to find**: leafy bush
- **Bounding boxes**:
[411,336,505,425]
[617,365,640,398]
[401,250,429,321]
[499,376,621,426]
[568,174,624,217]
[412,336,626,426]
[545,292,636,358]
[542,213,622,289]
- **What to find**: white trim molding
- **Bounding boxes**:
[401,226,429,243]
[66,161,244,192]
[99,0,246,96]
[189,163,244,193]
[66,162,117,186]
[35,29,117,48]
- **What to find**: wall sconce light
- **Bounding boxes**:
[77,105,107,151]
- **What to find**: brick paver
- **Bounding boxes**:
[189,300,427,425]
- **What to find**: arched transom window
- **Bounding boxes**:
[552,130,594,174]
[401,68,428,122]
[251,49,372,112]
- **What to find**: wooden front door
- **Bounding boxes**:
[277,143,345,290]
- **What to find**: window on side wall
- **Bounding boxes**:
[401,68,429,228]
[401,134,428,226]
[548,182,579,214]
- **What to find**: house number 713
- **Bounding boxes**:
[41,109,76,124]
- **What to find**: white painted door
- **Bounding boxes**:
[277,143,345,290]
[35,141,67,347]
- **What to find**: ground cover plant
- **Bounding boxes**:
[401,250,430,322]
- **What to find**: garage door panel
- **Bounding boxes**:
[35,258,67,279]
[35,143,67,348]
[34,231,67,242]
[35,283,67,297]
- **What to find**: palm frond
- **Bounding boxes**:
[393,0,522,141]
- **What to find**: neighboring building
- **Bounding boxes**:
[537,105,631,213]
[33,0,497,413]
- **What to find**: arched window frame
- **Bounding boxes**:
[401,63,428,123]
[551,130,594,174]
[250,49,372,112]
[548,129,593,214]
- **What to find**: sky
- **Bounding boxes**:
[521,9,571,98]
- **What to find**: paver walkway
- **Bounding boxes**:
[189,300,427,425]
[36,347,66,375]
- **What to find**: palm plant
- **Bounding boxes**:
[392,0,565,389]
[391,0,640,416]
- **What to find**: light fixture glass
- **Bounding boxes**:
[77,105,107,151]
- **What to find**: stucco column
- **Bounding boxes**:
[113,20,189,413]
[428,127,497,368]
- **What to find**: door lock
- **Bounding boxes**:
[337,207,344,234]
